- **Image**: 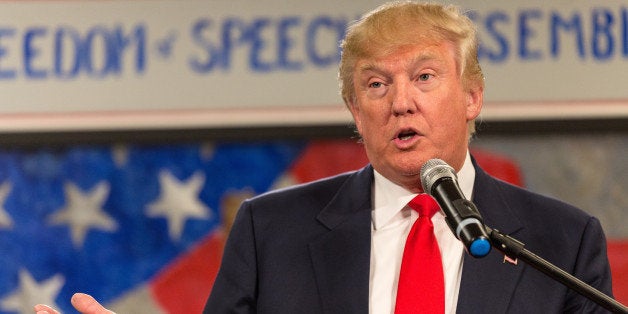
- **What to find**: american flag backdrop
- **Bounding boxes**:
[0,139,625,314]
[0,140,311,314]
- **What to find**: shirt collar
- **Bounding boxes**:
[372,152,476,230]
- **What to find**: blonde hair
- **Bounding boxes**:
[339,1,484,133]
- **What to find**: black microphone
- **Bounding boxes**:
[420,158,491,258]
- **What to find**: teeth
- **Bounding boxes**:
[399,134,413,140]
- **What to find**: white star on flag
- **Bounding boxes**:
[0,269,64,314]
[0,181,13,229]
[146,170,211,241]
[48,181,118,248]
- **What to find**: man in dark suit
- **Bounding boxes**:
[203,1,614,313]
[34,2,615,314]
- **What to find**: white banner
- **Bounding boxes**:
[0,0,627,131]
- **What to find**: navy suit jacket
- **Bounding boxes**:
[204,161,614,313]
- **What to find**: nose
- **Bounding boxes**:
[390,80,417,116]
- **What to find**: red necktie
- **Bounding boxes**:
[394,194,445,314]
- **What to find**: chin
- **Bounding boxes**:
[396,156,427,174]
[400,170,421,178]
[396,163,422,177]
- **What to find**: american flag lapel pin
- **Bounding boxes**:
[503,254,518,265]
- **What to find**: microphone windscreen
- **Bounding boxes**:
[420,159,457,193]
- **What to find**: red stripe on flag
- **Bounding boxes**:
[290,139,369,183]
[608,240,628,305]
[150,230,226,314]
[470,148,524,187]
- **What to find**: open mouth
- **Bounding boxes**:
[396,130,417,141]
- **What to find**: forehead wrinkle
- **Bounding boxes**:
[358,49,444,77]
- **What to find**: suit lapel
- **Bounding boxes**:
[309,166,373,314]
[457,163,526,313]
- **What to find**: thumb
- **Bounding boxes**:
[70,293,115,314]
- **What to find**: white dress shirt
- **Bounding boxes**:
[369,152,476,314]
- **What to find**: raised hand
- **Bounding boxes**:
[34,293,115,314]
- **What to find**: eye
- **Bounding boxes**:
[418,73,432,81]
[365,79,387,98]
[369,81,383,88]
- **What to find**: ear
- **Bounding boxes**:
[465,84,483,121]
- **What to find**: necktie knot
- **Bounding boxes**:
[408,194,439,218]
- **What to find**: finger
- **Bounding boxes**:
[33,304,60,314]
[70,293,116,314]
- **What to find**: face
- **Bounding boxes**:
[348,41,483,192]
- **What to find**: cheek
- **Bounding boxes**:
[353,103,383,133]
[360,110,388,139]
[429,96,468,137]
[442,93,469,120]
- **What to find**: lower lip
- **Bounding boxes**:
[393,135,419,149]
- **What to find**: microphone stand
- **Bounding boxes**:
[485,226,628,314]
